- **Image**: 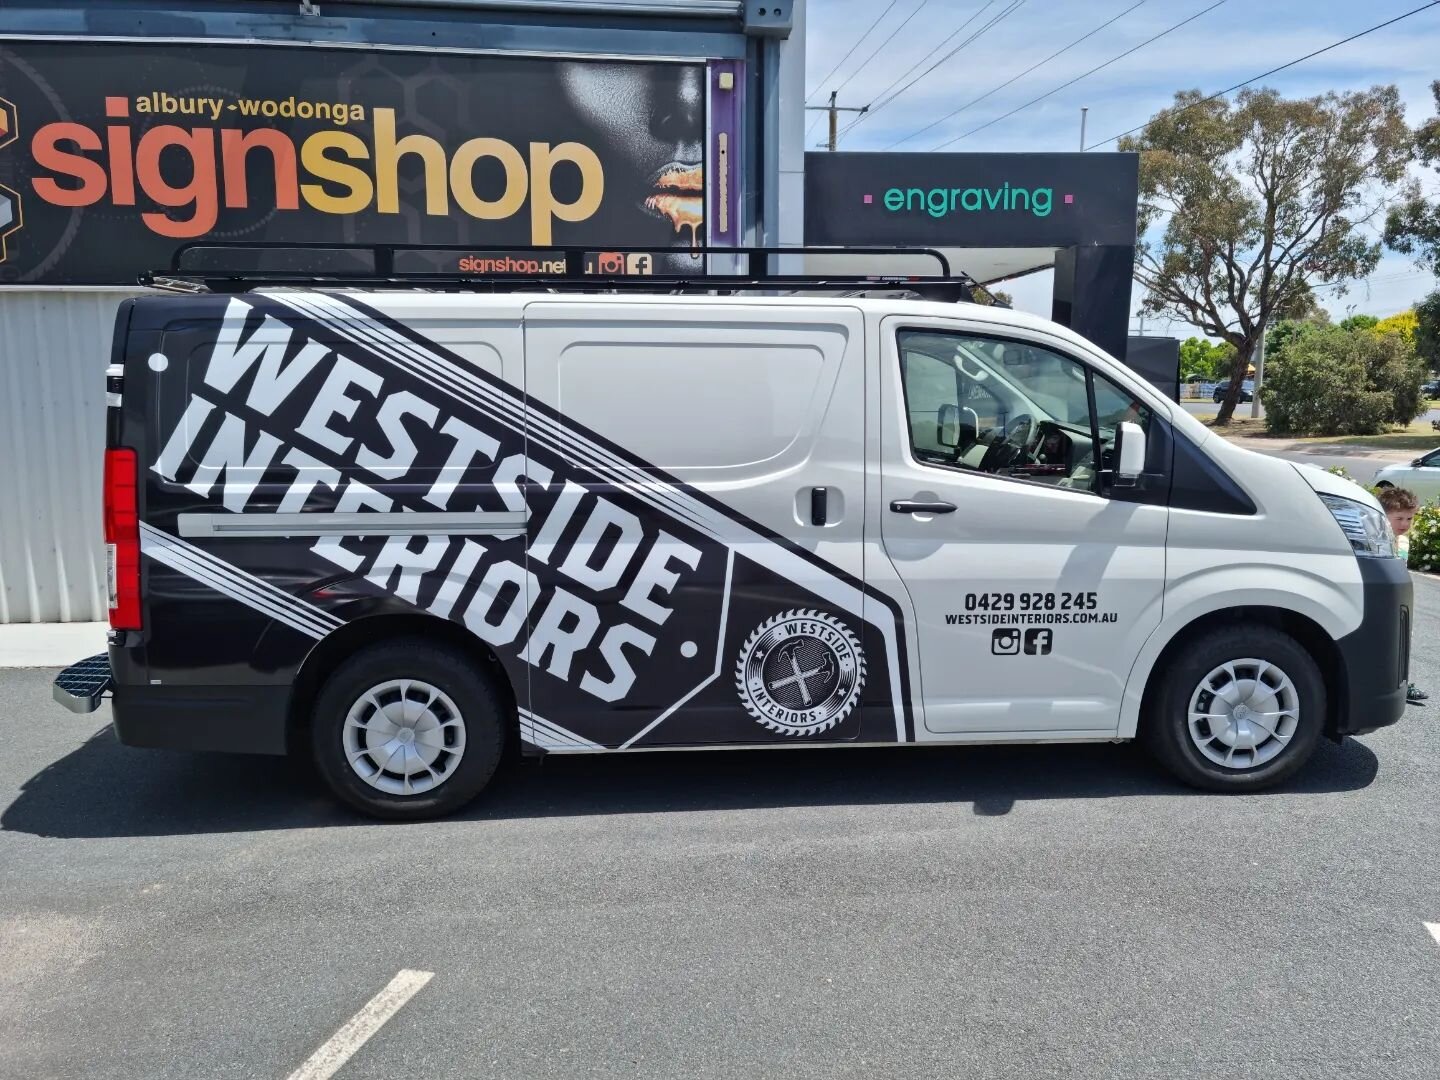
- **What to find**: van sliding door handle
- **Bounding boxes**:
[890,499,957,515]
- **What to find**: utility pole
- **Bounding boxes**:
[805,91,869,151]
[1250,319,1267,419]
[1079,107,1088,151]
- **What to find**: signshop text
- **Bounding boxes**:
[31,96,604,240]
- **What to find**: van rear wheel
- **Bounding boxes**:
[310,640,506,820]
[1143,626,1325,792]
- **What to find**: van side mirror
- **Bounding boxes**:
[937,403,961,448]
[1115,421,1146,486]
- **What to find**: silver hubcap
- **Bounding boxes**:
[1187,658,1300,770]
[343,679,466,796]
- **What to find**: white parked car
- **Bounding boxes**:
[1375,449,1440,501]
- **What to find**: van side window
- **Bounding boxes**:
[897,330,1146,494]
[902,351,958,459]
[1092,370,1152,437]
[554,337,831,470]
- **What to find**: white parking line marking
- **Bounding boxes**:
[1426,922,1440,947]
[285,969,434,1080]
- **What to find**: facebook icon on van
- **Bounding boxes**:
[1024,629,1053,656]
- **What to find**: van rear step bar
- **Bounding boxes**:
[53,654,113,714]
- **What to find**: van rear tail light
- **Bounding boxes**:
[104,447,142,630]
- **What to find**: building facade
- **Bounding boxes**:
[0,0,805,621]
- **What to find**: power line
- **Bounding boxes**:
[1312,269,1436,291]
[837,0,1027,143]
[842,0,1024,139]
[830,0,932,101]
[884,0,1148,150]
[805,92,871,151]
[930,0,1228,150]
[1085,0,1440,150]
[848,0,1003,120]
[805,0,901,103]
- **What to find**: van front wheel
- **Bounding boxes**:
[1143,626,1325,792]
[310,640,507,820]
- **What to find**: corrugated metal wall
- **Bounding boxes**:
[0,290,148,623]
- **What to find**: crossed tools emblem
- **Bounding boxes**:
[767,644,836,707]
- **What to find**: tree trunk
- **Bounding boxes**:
[1213,341,1255,425]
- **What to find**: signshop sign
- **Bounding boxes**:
[0,41,723,284]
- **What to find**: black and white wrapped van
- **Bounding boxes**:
[55,256,1412,818]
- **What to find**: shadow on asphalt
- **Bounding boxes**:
[2,725,1381,838]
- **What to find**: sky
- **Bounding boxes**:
[802,0,1440,338]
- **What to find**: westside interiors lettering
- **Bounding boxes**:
[138,289,913,749]
[152,297,703,704]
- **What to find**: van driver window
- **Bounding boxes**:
[898,330,1147,493]
[1092,371,1152,435]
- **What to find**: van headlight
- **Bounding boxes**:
[1318,493,1396,558]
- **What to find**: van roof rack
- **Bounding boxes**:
[141,243,1001,304]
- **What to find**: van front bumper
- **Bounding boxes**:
[1332,556,1413,737]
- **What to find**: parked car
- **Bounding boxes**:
[1375,448,1440,502]
[1212,379,1255,403]
[1421,379,1440,398]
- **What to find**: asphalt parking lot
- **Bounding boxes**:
[3,582,1439,1079]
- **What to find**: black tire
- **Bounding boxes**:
[1212,390,1224,403]
[1141,626,1325,792]
[1375,481,1394,489]
[310,639,507,820]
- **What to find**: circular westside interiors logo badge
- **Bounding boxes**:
[735,609,866,737]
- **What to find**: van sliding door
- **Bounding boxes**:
[517,301,914,751]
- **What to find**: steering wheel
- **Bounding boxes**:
[977,414,1037,474]
[1005,414,1034,447]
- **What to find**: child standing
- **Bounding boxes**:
[1376,486,1424,703]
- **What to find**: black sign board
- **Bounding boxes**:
[0,41,709,284]
[805,151,1138,249]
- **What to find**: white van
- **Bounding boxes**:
[55,263,1412,818]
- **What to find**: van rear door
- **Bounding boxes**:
[518,301,909,749]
